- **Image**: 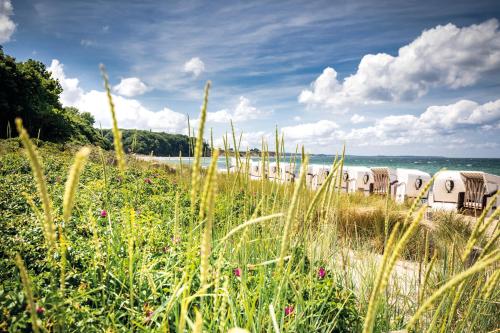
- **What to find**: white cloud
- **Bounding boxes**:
[113,77,149,97]
[240,130,272,149]
[350,114,366,124]
[0,0,16,43]
[293,116,302,121]
[300,19,500,111]
[206,96,270,123]
[48,59,188,133]
[80,39,95,47]
[345,99,500,146]
[281,120,339,141]
[183,57,205,77]
[48,60,84,106]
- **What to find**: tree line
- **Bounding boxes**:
[0,47,207,157]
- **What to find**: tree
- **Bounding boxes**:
[0,47,104,145]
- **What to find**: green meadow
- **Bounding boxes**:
[0,81,499,332]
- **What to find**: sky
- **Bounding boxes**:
[1,0,500,157]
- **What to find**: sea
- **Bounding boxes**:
[142,155,500,176]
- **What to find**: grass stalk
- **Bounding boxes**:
[15,119,57,254]
[15,254,40,333]
[190,81,211,214]
[100,64,126,175]
[62,147,91,222]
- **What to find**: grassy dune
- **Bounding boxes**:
[0,84,498,332]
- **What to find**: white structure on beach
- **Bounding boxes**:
[228,157,238,173]
[371,167,398,198]
[394,169,431,203]
[429,171,500,215]
[267,162,297,183]
[307,164,330,190]
[268,162,279,180]
[341,166,374,195]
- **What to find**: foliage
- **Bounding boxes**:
[0,138,498,332]
[0,47,105,146]
[100,129,209,157]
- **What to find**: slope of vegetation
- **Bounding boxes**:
[0,48,208,157]
[100,129,207,157]
[0,47,104,146]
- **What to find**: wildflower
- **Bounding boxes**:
[144,178,152,184]
[284,305,294,316]
[318,267,326,279]
[172,236,181,244]
[36,306,45,315]
[145,309,153,319]
[100,209,107,218]
[233,267,242,277]
[144,304,154,323]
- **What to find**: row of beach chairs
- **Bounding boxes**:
[227,158,500,216]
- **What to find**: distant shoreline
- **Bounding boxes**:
[135,154,500,176]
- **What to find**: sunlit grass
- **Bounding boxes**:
[0,80,498,332]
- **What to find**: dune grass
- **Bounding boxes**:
[0,82,499,332]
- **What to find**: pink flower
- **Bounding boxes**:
[172,236,181,244]
[284,305,294,316]
[36,306,45,315]
[233,267,242,277]
[100,210,107,218]
[318,267,326,279]
[144,307,154,323]
[144,178,152,184]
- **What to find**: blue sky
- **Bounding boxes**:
[2,0,500,157]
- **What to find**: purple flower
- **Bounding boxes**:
[284,305,294,316]
[36,306,45,315]
[144,178,152,184]
[100,210,107,218]
[318,267,326,279]
[144,307,154,323]
[233,267,242,277]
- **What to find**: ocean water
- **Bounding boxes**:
[145,155,500,176]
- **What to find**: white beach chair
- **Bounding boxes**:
[341,166,374,196]
[394,168,431,203]
[429,171,500,216]
[371,167,398,198]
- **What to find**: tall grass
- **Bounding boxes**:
[2,77,498,332]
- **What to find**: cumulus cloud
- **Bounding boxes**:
[183,57,205,77]
[206,96,270,123]
[345,99,500,145]
[48,60,84,106]
[0,0,16,43]
[48,59,187,133]
[350,114,366,124]
[113,77,149,97]
[300,19,500,111]
[280,120,340,147]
